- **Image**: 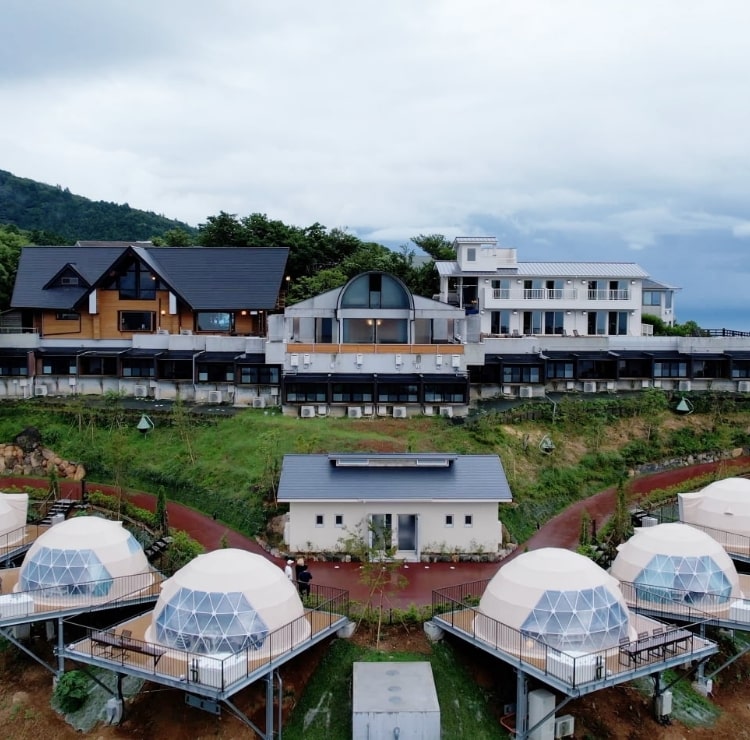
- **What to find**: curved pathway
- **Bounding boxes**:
[5,457,749,609]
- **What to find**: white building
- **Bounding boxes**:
[435,236,676,341]
[277,453,512,560]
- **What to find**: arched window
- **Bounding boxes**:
[340,273,411,309]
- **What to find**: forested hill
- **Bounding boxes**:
[0,169,197,242]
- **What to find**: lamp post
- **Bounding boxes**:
[137,414,155,436]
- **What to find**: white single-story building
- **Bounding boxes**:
[277,453,512,560]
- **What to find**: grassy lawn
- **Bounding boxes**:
[283,638,509,740]
[0,394,748,546]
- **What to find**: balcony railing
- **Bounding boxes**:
[588,290,630,301]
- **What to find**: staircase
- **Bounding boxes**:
[40,498,77,526]
[145,536,173,563]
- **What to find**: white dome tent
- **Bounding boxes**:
[475,548,632,653]
[145,549,311,659]
[610,522,741,609]
[679,478,750,553]
[0,492,28,546]
[15,516,153,604]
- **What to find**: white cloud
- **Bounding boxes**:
[3,1,750,325]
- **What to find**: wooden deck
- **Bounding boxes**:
[66,608,347,694]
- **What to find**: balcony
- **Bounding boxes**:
[588,289,630,301]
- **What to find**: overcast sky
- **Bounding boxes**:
[3,1,750,327]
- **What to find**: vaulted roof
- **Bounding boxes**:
[11,245,289,311]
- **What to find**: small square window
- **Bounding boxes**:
[464,515,473,527]
[315,514,324,528]
[445,515,454,528]
[335,514,343,528]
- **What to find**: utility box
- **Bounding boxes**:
[352,661,440,740]
[528,688,555,740]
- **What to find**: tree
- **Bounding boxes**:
[153,228,193,247]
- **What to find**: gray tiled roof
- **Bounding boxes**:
[11,246,289,310]
[435,261,650,279]
[277,453,512,502]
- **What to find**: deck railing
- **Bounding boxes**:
[432,581,709,689]
[70,583,349,693]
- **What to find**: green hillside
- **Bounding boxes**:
[0,169,197,242]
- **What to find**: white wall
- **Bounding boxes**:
[286,500,502,555]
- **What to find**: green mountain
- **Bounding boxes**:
[0,169,197,243]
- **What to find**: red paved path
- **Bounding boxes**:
[5,457,749,609]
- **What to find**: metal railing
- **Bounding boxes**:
[618,579,748,625]
[432,581,707,690]
[69,583,349,692]
[0,572,162,619]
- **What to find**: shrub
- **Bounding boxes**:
[53,670,90,713]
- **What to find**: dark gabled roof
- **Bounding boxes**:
[11,246,289,311]
[278,453,512,503]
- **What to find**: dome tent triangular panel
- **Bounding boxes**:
[475,548,631,653]
[145,549,310,657]
[610,522,741,607]
[15,516,152,603]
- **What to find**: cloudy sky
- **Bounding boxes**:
[3,1,750,327]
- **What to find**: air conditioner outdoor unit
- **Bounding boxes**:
[34,385,48,397]
[739,381,750,393]
[679,380,692,392]
[69,377,77,386]
[641,379,651,388]
[133,384,148,398]
[606,381,615,391]
[502,385,513,396]
[423,406,434,416]
[377,405,389,416]
[317,405,328,416]
[180,329,193,335]
[157,329,169,335]
[270,386,280,396]
[519,386,533,398]
[300,405,316,418]
[451,354,461,368]
[348,406,363,418]
[583,381,597,393]
[653,379,662,388]
[392,406,408,418]
[363,404,374,416]
[439,406,453,418]
[252,397,266,408]
[290,354,299,367]
[554,714,576,739]
[208,390,222,404]
[566,381,576,390]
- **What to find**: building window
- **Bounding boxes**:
[445,514,454,528]
[547,361,574,380]
[121,360,156,378]
[464,515,473,527]
[120,311,155,332]
[466,248,476,262]
[239,366,280,384]
[285,382,327,403]
[55,311,80,321]
[40,357,77,375]
[80,356,118,376]
[335,514,344,528]
[196,312,233,333]
[0,359,28,376]
[654,361,688,378]
[315,514,324,528]
[113,261,159,300]
[642,291,661,306]
[502,365,541,384]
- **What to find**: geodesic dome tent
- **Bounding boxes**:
[474,548,631,653]
[610,522,741,608]
[0,492,28,545]
[679,477,750,537]
[145,549,311,657]
[15,516,152,603]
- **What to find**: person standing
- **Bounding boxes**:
[297,564,312,597]
[295,556,305,581]
[284,559,294,581]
